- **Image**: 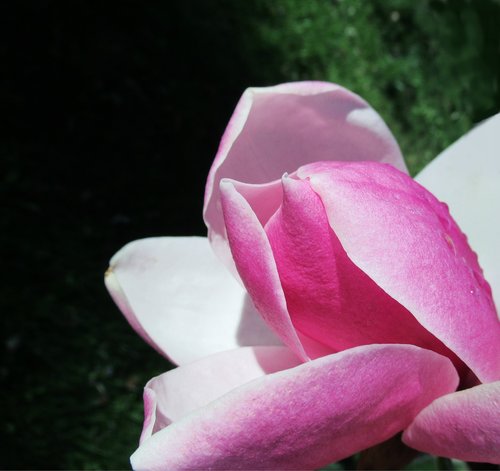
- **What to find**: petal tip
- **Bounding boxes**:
[219,178,238,197]
[104,266,120,294]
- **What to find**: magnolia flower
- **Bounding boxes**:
[105,82,500,470]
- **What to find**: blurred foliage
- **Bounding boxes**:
[2,0,499,469]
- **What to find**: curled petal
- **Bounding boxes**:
[298,161,500,383]
[403,381,500,464]
[132,344,458,470]
[416,114,500,309]
[215,178,284,280]
[205,81,407,269]
[105,237,281,365]
[220,180,311,360]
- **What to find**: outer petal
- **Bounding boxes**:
[139,346,301,443]
[265,175,465,374]
[298,161,500,383]
[204,81,407,270]
[416,113,500,309]
[403,382,500,464]
[132,344,458,470]
[105,237,281,365]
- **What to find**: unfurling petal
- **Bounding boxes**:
[416,113,500,310]
[205,81,407,271]
[132,344,458,470]
[298,161,500,383]
[105,237,281,365]
[403,381,500,464]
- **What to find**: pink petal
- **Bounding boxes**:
[219,180,312,361]
[131,344,458,470]
[139,346,301,443]
[205,81,407,270]
[265,175,465,373]
[298,161,500,383]
[228,179,284,229]
[403,381,500,464]
[105,237,281,365]
[212,178,284,281]
[416,113,500,310]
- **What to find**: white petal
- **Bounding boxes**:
[105,237,281,365]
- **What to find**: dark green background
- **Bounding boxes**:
[2,0,499,469]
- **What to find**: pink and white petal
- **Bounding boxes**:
[105,237,281,366]
[204,81,407,269]
[416,113,500,310]
[403,381,500,464]
[211,178,284,281]
[220,180,311,361]
[265,175,465,373]
[140,346,301,443]
[229,179,284,229]
[131,344,458,471]
[298,161,500,383]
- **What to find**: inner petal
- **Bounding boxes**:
[265,176,467,376]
